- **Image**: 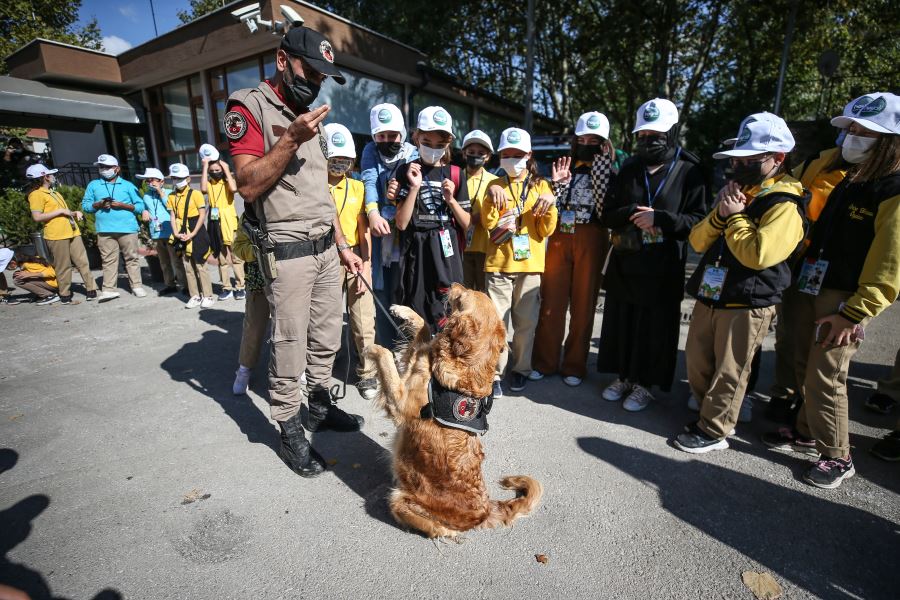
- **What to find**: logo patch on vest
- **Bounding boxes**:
[453,396,480,422]
[224,111,248,140]
[377,108,392,124]
[859,97,886,117]
[320,41,335,63]
[643,102,660,122]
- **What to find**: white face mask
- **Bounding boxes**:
[175,178,189,190]
[99,167,117,180]
[841,134,877,164]
[500,156,529,177]
[418,144,446,166]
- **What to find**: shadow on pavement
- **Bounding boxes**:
[0,449,123,600]
[577,437,900,599]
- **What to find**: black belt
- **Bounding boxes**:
[273,228,334,261]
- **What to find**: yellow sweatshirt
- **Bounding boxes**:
[483,177,557,273]
[464,168,497,254]
[793,147,847,223]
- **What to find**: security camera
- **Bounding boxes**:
[232,3,261,33]
[280,6,305,27]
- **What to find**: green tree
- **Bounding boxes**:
[0,1,103,74]
[177,0,228,24]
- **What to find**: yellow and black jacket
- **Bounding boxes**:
[805,173,900,323]
[794,147,847,223]
[686,175,805,308]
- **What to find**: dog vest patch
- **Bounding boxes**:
[420,379,492,435]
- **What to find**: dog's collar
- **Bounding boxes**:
[420,379,493,435]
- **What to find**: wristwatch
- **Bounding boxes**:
[337,242,352,252]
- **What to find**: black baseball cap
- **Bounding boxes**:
[280,27,346,85]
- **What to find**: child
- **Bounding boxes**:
[231,215,271,395]
[482,127,558,396]
[10,248,60,305]
[200,146,245,301]
[460,130,498,293]
[166,163,214,309]
[324,123,377,400]
[388,106,471,332]
[137,167,185,295]
[675,112,805,455]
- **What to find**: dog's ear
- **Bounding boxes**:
[450,312,475,358]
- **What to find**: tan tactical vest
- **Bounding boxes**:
[228,82,333,243]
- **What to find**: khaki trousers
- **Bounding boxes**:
[266,249,342,422]
[154,239,186,289]
[239,289,271,369]
[46,236,97,297]
[794,288,865,458]
[344,265,376,377]
[687,301,775,439]
[218,246,245,291]
[462,251,486,293]
[769,287,802,398]
[487,272,542,378]
[182,252,213,299]
[533,222,608,378]
[16,278,57,298]
[877,346,900,401]
[97,233,142,292]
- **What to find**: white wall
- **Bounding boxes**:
[48,124,108,166]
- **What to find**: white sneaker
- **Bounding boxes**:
[687,394,701,412]
[200,296,216,308]
[233,366,251,395]
[602,379,632,402]
[738,395,753,423]
[132,287,147,298]
[563,376,583,387]
[185,296,202,309]
[528,370,545,381]
[97,290,120,303]
[623,385,654,412]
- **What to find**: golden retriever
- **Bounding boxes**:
[364,283,543,538]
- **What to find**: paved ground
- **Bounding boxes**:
[1,264,898,600]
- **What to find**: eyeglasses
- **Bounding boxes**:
[730,155,772,166]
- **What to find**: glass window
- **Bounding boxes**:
[477,111,516,145]
[411,92,473,146]
[315,67,403,136]
[263,55,276,80]
[210,67,225,93]
[161,80,194,152]
[215,99,226,140]
[226,59,261,94]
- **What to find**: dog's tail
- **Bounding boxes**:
[480,475,543,530]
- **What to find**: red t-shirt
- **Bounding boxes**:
[225,80,288,158]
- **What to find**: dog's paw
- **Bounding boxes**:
[390,305,425,328]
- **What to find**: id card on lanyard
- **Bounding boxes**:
[697,237,727,301]
[509,176,532,260]
[641,149,681,244]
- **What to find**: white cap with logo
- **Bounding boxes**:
[25,164,58,179]
[416,106,454,138]
[575,111,610,138]
[633,98,679,133]
[830,92,900,135]
[94,154,119,167]
[324,123,356,159]
[713,112,795,159]
[168,163,190,179]
[369,103,407,141]
[198,143,220,162]
[497,127,531,153]
[135,168,165,180]
[462,130,494,153]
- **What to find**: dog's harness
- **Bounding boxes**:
[420,379,493,435]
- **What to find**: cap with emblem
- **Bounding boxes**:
[713,112,795,158]
[198,143,220,162]
[323,123,356,159]
[25,164,58,179]
[575,111,610,138]
[632,98,679,134]
[280,26,346,85]
[462,130,494,153]
[830,92,900,135]
[369,103,406,141]
[94,154,119,167]
[135,167,165,180]
[167,163,190,179]
[497,127,531,153]
[416,106,454,138]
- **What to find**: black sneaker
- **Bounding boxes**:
[59,294,72,304]
[674,423,729,454]
[234,290,246,300]
[305,389,364,432]
[85,290,97,301]
[158,286,178,296]
[761,427,818,456]
[864,393,898,415]
[803,456,855,489]
[36,294,60,306]
[765,395,801,424]
[509,372,527,393]
[871,431,900,462]
[0,296,21,305]
[492,380,503,399]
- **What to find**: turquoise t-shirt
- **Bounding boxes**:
[81,177,144,234]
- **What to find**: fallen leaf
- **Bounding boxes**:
[535,554,549,564]
[326,458,338,466]
[742,571,782,600]
[181,488,211,505]
[8,414,24,421]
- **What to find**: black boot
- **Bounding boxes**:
[765,393,802,424]
[277,411,326,478]
[306,388,364,432]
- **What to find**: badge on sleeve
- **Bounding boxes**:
[224,111,248,140]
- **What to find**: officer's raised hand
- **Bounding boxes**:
[286,104,330,145]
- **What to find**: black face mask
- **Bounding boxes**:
[635,137,671,165]
[465,155,486,169]
[575,144,603,163]
[376,141,402,158]
[209,171,224,181]
[731,161,770,187]
[283,60,321,110]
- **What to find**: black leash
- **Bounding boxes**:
[353,272,410,343]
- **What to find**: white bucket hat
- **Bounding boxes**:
[25,164,58,179]
[416,106,454,138]
[575,111,610,138]
[462,130,494,153]
[830,92,900,135]
[135,168,165,180]
[713,112,795,158]
[497,127,531,153]
[198,143,220,162]
[168,163,190,179]
[633,99,679,134]
[324,123,356,159]
[369,103,407,142]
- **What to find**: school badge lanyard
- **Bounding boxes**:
[506,174,532,234]
[643,148,681,208]
[208,181,224,221]
[49,189,77,231]
[102,178,119,208]
[330,178,350,220]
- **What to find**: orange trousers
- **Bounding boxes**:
[532,222,609,378]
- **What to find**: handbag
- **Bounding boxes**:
[610,224,643,254]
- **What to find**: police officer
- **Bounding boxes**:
[226,26,364,478]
